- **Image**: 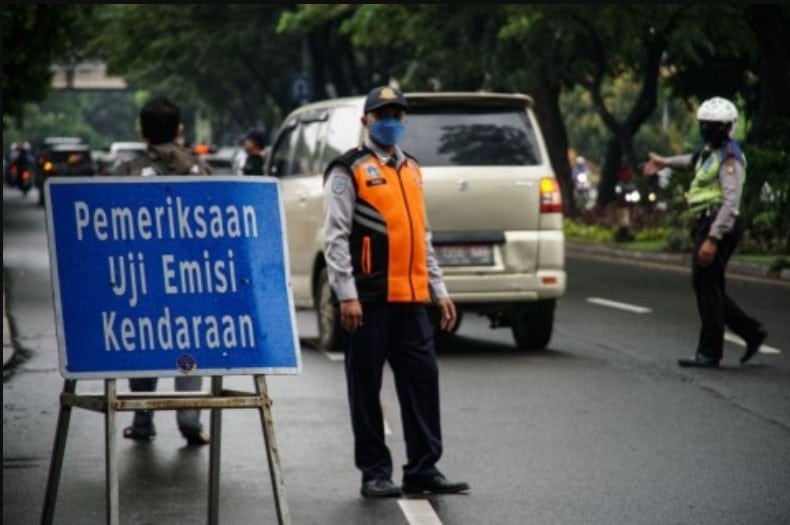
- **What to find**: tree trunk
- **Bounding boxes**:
[598,138,623,206]
[745,5,790,145]
[530,83,577,216]
[593,36,664,208]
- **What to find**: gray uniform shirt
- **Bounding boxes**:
[323,139,449,302]
[664,151,745,240]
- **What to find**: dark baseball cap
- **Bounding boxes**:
[244,128,266,148]
[364,86,408,113]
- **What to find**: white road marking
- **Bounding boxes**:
[586,297,652,314]
[398,499,443,525]
[724,332,781,354]
[321,350,345,362]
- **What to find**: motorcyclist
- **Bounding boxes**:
[6,142,36,193]
[572,155,591,207]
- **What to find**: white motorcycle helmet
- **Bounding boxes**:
[696,97,738,137]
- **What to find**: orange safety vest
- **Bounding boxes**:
[326,147,429,303]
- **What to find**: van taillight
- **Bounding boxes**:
[539,177,562,213]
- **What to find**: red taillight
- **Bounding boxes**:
[540,177,562,213]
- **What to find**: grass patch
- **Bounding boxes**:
[732,253,789,265]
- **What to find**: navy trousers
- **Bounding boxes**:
[343,302,443,483]
[128,376,204,434]
[691,217,762,360]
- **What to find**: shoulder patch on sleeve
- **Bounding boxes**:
[331,175,348,194]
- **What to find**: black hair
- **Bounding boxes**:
[245,128,266,149]
[139,96,180,145]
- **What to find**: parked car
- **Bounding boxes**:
[265,91,566,351]
[202,146,242,174]
[35,142,96,206]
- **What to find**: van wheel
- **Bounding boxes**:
[511,300,555,350]
[315,268,343,352]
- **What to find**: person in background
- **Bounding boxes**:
[241,128,266,175]
[643,96,767,368]
[115,95,213,445]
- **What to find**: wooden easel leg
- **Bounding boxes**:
[105,379,120,525]
[255,375,291,525]
[40,379,77,525]
[208,376,223,525]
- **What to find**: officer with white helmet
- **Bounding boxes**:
[644,96,767,368]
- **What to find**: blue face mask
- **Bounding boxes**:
[369,117,405,147]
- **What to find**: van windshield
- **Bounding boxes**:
[400,106,542,166]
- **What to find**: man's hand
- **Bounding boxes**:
[340,299,363,333]
[436,297,458,333]
[697,238,718,267]
[642,152,665,176]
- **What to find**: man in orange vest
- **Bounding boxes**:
[323,86,469,498]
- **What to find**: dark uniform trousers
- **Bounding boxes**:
[691,216,762,360]
[343,302,443,483]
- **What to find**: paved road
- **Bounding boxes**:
[4,185,790,525]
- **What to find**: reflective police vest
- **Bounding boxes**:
[326,146,429,303]
[687,140,746,214]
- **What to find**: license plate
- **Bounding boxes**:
[434,244,493,266]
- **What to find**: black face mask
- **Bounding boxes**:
[699,121,730,147]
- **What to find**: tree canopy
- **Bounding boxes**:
[2,4,89,128]
[5,4,788,221]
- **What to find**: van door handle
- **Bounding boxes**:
[298,192,308,204]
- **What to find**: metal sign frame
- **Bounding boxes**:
[40,376,291,525]
[40,176,299,524]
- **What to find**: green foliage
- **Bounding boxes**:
[93,5,301,142]
[739,140,790,253]
[2,5,88,126]
[3,91,142,154]
[562,82,695,167]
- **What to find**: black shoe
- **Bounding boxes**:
[402,474,470,495]
[360,479,401,498]
[182,429,210,446]
[678,354,720,368]
[740,329,767,364]
[123,424,156,441]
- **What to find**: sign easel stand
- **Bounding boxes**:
[40,374,291,525]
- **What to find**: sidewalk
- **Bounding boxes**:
[566,240,790,282]
[3,284,13,368]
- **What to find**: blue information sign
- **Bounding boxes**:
[45,176,301,379]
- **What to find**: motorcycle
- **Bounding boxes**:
[7,159,33,195]
[16,164,34,195]
[6,148,35,196]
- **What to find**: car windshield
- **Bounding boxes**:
[400,105,542,167]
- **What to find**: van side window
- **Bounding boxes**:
[317,106,362,172]
[292,119,326,175]
[268,125,297,176]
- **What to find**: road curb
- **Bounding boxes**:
[566,241,790,282]
[3,283,14,369]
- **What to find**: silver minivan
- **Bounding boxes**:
[265,92,566,351]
